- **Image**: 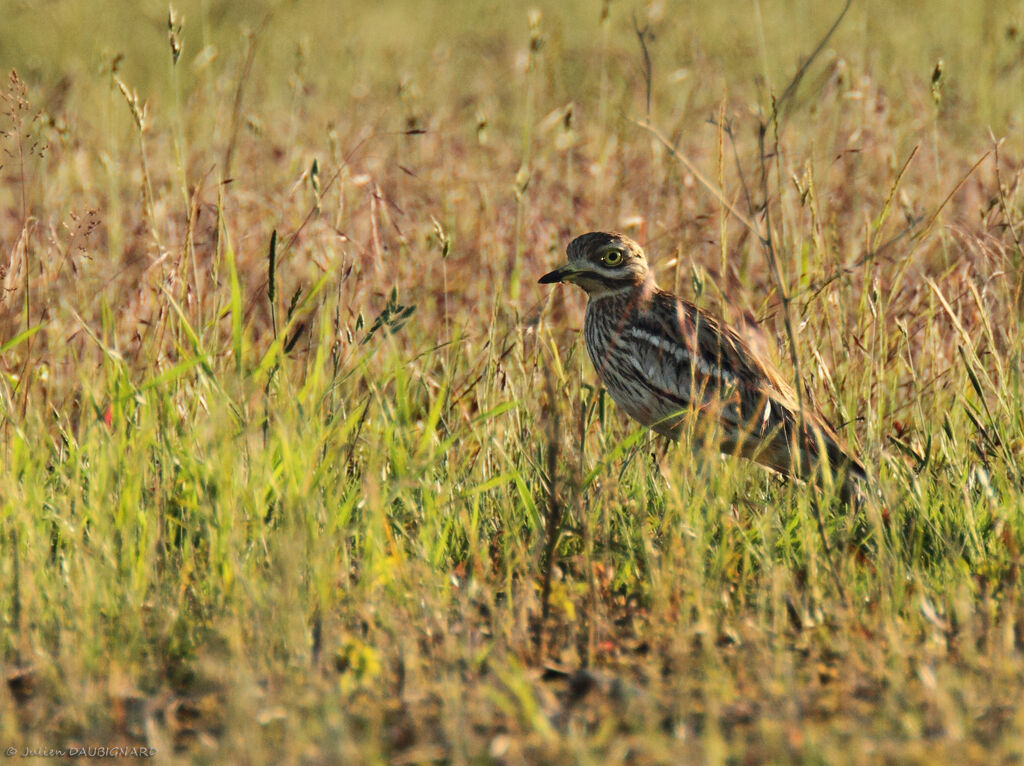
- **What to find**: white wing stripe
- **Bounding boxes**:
[626,326,737,385]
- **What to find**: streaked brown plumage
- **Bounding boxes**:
[539,231,865,500]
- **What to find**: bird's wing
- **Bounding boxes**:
[626,292,773,413]
[629,291,864,482]
[621,291,755,434]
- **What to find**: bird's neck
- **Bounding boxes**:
[585,278,658,327]
[586,274,656,302]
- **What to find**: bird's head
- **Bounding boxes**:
[539,232,652,296]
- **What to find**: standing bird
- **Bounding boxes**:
[539,231,865,501]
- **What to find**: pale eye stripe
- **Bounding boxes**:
[626,327,737,385]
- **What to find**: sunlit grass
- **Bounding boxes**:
[2,0,1023,762]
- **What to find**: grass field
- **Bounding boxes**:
[2,0,1024,762]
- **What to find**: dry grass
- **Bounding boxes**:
[2,0,1024,762]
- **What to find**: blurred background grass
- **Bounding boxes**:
[2,0,1024,762]
[6,0,1024,128]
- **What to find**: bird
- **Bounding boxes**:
[539,231,866,502]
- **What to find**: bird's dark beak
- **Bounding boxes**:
[538,265,574,284]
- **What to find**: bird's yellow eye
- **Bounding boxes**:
[603,248,624,266]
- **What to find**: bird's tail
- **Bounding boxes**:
[747,401,866,504]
